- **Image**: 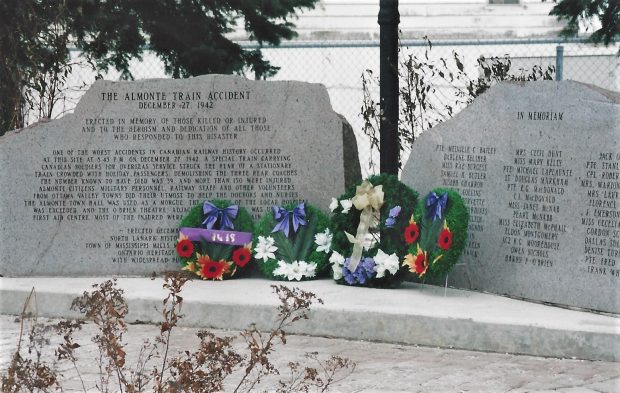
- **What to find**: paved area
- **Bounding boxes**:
[1,277,619,362]
[1,315,619,392]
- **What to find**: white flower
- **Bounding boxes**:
[314,229,332,253]
[273,260,289,278]
[299,261,317,278]
[329,198,339,212]
[373,249,400,278]
[254,236,277,262]
[332,264,343,280]
[286,261,305,281]
[329,251,345,266]
[340,199,353,214]
[273,260,317,281]
[329,251,345,280]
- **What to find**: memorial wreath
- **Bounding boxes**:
[253,202,331,281]
[176,199,254,280]
[402,188,469,281]
[329,173,419,288]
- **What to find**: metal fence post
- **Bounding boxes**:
[556,45,564,81]
[378,0,399,175]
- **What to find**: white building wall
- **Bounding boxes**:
[229,0,564,41]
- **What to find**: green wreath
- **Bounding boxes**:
[176,199,254,280]
[329,173,419,288]
[402,188,469,282]
[253,202,331,281]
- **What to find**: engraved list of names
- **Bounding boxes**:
[401,82,619,313]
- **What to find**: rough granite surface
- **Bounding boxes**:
[0,75,360,276]
[401,81,620,313]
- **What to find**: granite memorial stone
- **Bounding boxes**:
[0,75,360,276]
[401,81,619,313]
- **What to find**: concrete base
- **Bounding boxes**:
[1,277,618,362]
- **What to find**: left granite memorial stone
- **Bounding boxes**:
[0,75,360,276]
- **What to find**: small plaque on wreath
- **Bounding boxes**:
[253,202,331,281]
[176,199,254,280]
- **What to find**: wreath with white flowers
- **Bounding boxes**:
[329,173,419,288]
[253,202,331,281]
[402,188,469,281]
[176,199,254,280]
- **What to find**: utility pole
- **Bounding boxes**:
[378,0,399,175]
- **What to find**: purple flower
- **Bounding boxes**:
[385,205,402,228]
[343,257,376,285]
[389,206,402,217]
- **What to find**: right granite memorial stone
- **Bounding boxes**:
[401,81,619,313]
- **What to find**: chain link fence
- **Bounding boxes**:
[36,37,619,176]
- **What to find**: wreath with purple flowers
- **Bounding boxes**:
[328,173,418,288]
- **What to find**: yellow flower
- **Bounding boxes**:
[403,245,428,277]
[182,262,196,273]
[403,253,416,271]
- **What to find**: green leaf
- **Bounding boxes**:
[199,237,232,261]
[199,240,209,255]
[292,216,318,261]
[273,230,296,262]
[418,216,443,252]
[270,214,319,263]
[265,214,296,262]
[209,242,232,261]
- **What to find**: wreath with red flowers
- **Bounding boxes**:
[402,188,469,281]
[329,173,419,288]
[176,199,254,280]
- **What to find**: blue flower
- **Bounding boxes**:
[343,257,376,285]
[384,205,401,228]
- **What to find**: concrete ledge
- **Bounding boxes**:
[1,277,618,362]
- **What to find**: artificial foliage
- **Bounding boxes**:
[254,202,331,281]
[176,199,254,280]
[329,173,419,288]
[403,188,469,282]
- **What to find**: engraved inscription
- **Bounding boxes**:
[435,143,496,259]
[401,82,620,313]
[11,80,345,270]
[579,152,620,278]
[499,148,568,268]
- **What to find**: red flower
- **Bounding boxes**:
[414,252,428,276]
[232,247,251,267]
[176,239,194,258]
[198,256,229,280]
[404,223,420,244]
[437,228,453,250]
